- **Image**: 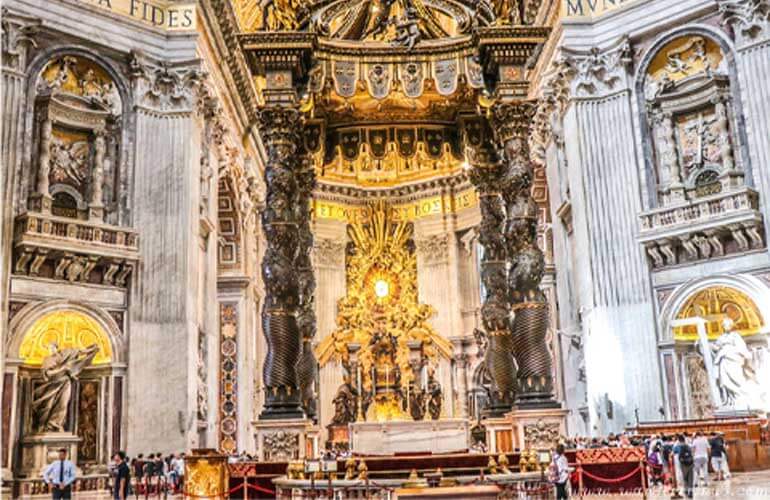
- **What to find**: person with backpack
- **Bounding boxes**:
[709,432,726,481]
[143,454,155,494]
[549,444,570,499]
[674,434,695,499]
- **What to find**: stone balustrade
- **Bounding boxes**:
[13,211,139,286]
[638,188,765,269]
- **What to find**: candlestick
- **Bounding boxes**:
[406,382,411,417]
[356,364,362,395]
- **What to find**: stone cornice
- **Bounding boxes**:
[718,0,770,47]
[315,171,472,200]
[205,0,261,123]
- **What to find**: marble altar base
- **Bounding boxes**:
[349,418,469,455]
[483,417,513,454]
[507,407,568,450]
[18,432,81,477]
[253,418,318,462]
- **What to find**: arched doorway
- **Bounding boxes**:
[5,304,125,476]
[660,277,770,419]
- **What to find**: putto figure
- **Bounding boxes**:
[32,343,100,433]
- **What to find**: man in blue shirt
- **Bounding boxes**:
[43,448,76,499]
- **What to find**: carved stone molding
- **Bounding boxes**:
[262,430,300,462]
[1,8,40,73]
[531,60,572,164]
[718,0,770,46]
[129,52,204,113]
[561,37,632,98]
[523,419,561,449]
[313,237,346,268]
[415,235,450,265]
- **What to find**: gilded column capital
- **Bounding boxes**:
[561,36,632,98]
[718,0,770,46]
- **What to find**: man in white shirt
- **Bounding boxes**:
[691,432,710,486]
[43,448,77,499]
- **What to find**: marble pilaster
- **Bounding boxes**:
[720,0,770,239]
[313,223,348,437]
[549,38,661,433]
[126,55,205,454]
[0,11,39,431]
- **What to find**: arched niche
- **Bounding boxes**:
[18,309,114,366]
[671,286,765,342]
[635,25,752,211]
[658,275,770,419]
[5,301,126,469]
[21,48,131,226]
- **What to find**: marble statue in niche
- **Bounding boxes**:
[711,318,765,410]
[31,343,99,433]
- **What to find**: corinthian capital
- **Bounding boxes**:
[1,8,40,72]
[561,36,632,98]
[129,52,204,113]
[718,0,770,45]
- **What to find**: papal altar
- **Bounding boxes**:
[349,419,469,455]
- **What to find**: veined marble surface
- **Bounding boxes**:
[349,418,470,455]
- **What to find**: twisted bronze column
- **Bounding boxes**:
[296,154,319,421]
[258,106,305,419]
[468,143,517,417]
[493,102,557,408]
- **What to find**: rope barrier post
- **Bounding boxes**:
[640,460,647,500]
[578,464,584,500]
[243,477,248,500]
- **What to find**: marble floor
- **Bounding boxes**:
[583,470,770,499]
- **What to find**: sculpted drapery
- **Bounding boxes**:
[32,343,99,433]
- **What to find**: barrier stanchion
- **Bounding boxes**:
[640,460,648,499]
[578,464,584,499]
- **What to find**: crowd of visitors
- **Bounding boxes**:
[646,431,731,499]
[125,452,186,496]
[41,448,184,499]
[548,431,732,500]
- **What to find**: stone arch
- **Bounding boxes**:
[634,24,752,210]
[7,300,126,365]
[19,46,133,224]
[659,274,770,342]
